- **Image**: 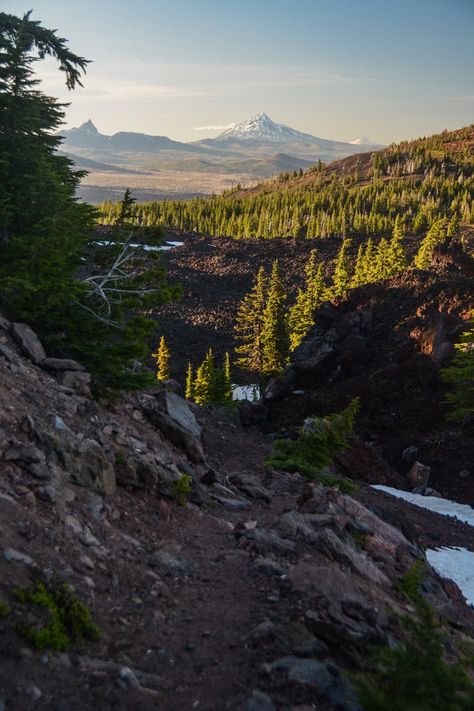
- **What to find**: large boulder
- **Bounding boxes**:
[41,357,86,372]
[141,394,205,463]
[157,390,201,438]
[11,322,46,363]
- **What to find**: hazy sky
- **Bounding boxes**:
[4,0,474,143]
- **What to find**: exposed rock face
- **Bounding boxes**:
[0,313,207,505]
[264,259,474,498]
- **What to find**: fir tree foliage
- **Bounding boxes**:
[387,215,408,274]
[288,250,326,350]
[152,336,170,382]
[234,266,268,373]
[331,238,353,297]
[266,398,359,490]
[441,316,474,423]
[414,218,449,269]
[188,350,232,406]
[261,260,289,376]
[0,11,176,391]
[185,362,194,400]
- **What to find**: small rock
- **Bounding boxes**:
[240,528,296,554]
[402,446,419,462]
[80,555,95,570]
[149,550,194,576]
[25,686,42,701]
[5,443,45,464]
[4,547,36,567]
[408,461,431,489]
[245,690,276,711]
[253,556,287,578]
[273,622,328,657]
[119,667,141,690]
[37,485,58,503]
[54,416,74,435]
[459,470,470,479]
[212,495,250,510]
[424,487,442,498]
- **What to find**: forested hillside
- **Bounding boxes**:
[99,126,474,239]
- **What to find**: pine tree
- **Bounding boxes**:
[261,260,289,376]
[363,238,377,283]
[288,250,325,350]
[235,266,268,373]
[152,336,170,382]
[441,317,474,422]
[387,215,407,275]
[376,237,390,279]
[332,238,353,296]
[0,12,176,391]
[414,218,449,269]
[193,349,215,406]
[447,213,460,238]
[185,362,194,400]
[223,352,232,401]
[351,244,367,288]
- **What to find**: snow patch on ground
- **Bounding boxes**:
[426,547,474,607]
[372,485,474,527]
[232,384,260,401]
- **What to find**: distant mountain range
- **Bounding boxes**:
[59,113,383,179]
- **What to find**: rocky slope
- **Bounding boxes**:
[1,311,474,710]
[262,240,474,504]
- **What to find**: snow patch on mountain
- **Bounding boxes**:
[217,112,320,143]
[350,136,383,146]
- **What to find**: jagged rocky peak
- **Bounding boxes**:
[78,118,99,134]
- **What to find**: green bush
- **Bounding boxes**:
[13,580,100,651]
[354,564,474,710]
[266,398,359,491]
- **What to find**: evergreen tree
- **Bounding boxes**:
[152,336,170,382]
[441,317,474,422]
[351,244,367,288]
[185,362,194,400]
[234,266,268,373]
[447,213,460,237]
[363,238,377,283]
[376,237,390,279]
[414,218,449,269]
[0,12,176,391]
[387,215,407,275]
[331,238,353,297]
[288,250,325,350]
[188,351,232,405]
[261,260,289,376]
[193,349,215,406]
[223,352,232,400]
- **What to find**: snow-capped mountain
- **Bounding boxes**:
[350,136,382,147]
[217,112,321,143]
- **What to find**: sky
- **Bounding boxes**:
[3,0,474,144]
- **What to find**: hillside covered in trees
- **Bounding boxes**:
[98,126,473,240]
